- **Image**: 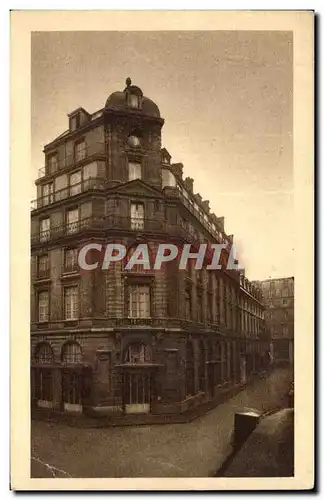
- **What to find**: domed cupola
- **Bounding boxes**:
[105,78,161,118]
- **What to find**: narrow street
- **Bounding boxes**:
[31,367,293,478]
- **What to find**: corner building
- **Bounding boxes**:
[30,79,270,422]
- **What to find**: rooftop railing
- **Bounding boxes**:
[165,187,230,246]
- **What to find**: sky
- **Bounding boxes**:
[31,31,293,281]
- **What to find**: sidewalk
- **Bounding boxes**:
[31,367,293,478]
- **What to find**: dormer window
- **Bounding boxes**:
[128,94,140,108]
[161,148,171,165]
[69,108,90,131]
[70,114,80,131]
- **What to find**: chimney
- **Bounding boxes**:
[202,200,210,213]
[210,213,218,224]
[195,193,202,205]
[184,177,194,193]
[217,216,225,231]
[171,163,183,180]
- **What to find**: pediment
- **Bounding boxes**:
[111,179,164,198]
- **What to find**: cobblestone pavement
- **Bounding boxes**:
[31,367,293,478]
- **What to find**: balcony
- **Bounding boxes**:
[31,216,168,245]
[105,215,166,233]
[31,177,105,211]
[37,142,105,179]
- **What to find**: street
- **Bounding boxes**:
[31,367,293,478]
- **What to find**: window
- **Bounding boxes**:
[64,286,79,320]
[207,294,213,323]
[284,311,289,321]
[185,288,192,320]
[283,299,288,306]
[282,288,289,297]
[161,152,170,165]
[40,218,50,242]
[128,135,140,147]
[48,154,58,174]
[125,246,150,273]
[125,343,151,364]
[38,254,49,278]
[128,162,142,181]
[128,284,150,318]
[69,171,82,196]
[38,291,49,322]
[66,208,79,235]
[283,325,289,336]
[62,341,82,364]
[214,341,222,385]
[196,270,203,286]
[197,293,203,322]
[208,272,213,291]
[128,94,140,108]
[42,183,54,206]
[70,113,82,131]
[35,342,54,364]
[75,140,86,162]
[64,248,78,273]
[130,203,144,230]
[34,369,53,402]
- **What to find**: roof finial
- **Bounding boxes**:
[126,77,132,88]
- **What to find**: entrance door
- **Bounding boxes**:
[124,372,151,414]
[62,370,83,412]
[34,368,53,408]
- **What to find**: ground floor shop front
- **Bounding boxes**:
[31,330,271,423]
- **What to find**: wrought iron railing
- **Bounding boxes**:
[37,142,105,179]
[31,177,105,210]
[32,216,168,245]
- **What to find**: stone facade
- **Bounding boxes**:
[255,277,294,365]
[30,79,270,423]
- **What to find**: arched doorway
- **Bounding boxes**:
[61,341,83,412]
[123,343,152,414]
[33,342,54,408]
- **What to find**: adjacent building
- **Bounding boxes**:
[256,277,294,365]
[30,79,270,422]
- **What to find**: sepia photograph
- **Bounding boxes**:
[10,10,314,491]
